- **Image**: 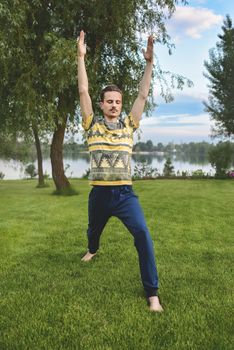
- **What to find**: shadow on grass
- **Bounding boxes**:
[36,183,50,188]
[52,186,79,196]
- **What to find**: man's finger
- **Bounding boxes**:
[78,30,85,43]
[152,33,158,42]
[147,36,154,46]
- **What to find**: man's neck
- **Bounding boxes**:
[104,115,118,123]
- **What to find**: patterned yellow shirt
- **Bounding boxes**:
[82,114,139,186]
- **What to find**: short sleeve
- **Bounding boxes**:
[123,114,140,131]
[82,114,94,131]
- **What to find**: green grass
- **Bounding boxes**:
[0,179,233,350]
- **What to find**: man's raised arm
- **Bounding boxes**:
[130,35,154,124]
[77,30,93,119]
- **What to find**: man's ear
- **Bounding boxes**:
[99,102,103,110]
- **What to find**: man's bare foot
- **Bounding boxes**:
[148,296,164,312]
[81,251,96,262]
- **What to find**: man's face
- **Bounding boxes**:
[100,91,122,120]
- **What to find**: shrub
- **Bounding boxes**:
[191,169,206,178]
[209,142,232,178]
[163,158,174,177]
[82,169,90,179]
[133,161,159,180]
[25,164,37,178]
[181,170,189,178]
[0,171,5,180]
[43,171,50,180]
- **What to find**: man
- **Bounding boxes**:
[77,30,163,312]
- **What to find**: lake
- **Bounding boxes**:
[0,153,215,180]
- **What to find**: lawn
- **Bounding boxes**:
[0,179,233,350]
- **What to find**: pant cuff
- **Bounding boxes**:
[145,289,158,298]
[88,249,97,254]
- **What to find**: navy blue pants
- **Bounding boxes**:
[87,185,159,298]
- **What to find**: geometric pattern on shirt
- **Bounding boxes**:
[92,151,130,169]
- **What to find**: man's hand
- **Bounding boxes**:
[142,35,154,63]
[77,29,93,119]
[77,30,86,57]
[129,35,154,123]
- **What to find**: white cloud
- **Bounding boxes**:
[167,6,223,40]
[173,89,209,101]
[192,0,208,4]
[141,113,210,127]
[141,126,209,137]
[154,86,209,102]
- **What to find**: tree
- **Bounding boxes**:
[146,140,154,152]
[156,142,164,152]
[209,141,233,177]
[0,1,52,187]
[1,0,190,191]
[204,15,234,137]
[133,161,159,179]
[25,163,37,179]
[163,158,174,177]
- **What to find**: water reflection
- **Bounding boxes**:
[174,153,209,164]
[132,152,210,166]
[63,152,90,162]
[132,153,166,165]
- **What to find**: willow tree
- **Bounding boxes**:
[0,1,53,187]
[204,15,234,137]
[0,0,190,191]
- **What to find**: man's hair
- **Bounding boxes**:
[100,85,122,102]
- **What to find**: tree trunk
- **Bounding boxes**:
[33,127,45,187]
[50,116,70,191]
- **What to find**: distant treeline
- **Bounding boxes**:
[133,140,211,155]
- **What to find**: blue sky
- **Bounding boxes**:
[139,0,234,144]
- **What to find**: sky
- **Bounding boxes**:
[138,0,234,144]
